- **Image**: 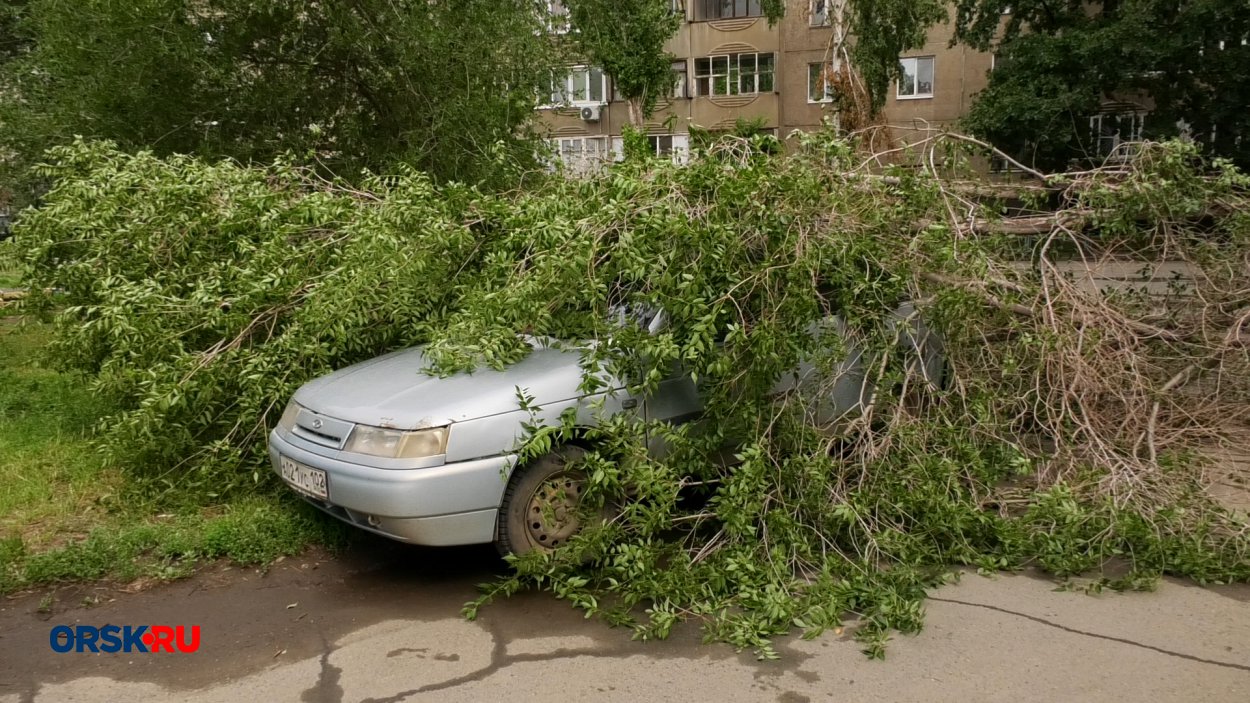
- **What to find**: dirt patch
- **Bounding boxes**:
[1207,445,1250,516]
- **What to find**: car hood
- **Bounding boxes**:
[293,340,617,429]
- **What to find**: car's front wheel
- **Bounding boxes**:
[496,446,591,556]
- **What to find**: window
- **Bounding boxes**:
[898,56,934,99]
[545,0,570,34]
[649,135,676,155]
[1200,37,1246,57]
[610,62,687,102]
[990,155,1025,174]
[647,134,691,163]
[671,60,688,99]
[1090,112,1144,160]
[695,0,763,21]
[808,62,835,103]
[549,137,614,173]
[549,66,607,106]
[693,53,774,96]
[810,0,830,26]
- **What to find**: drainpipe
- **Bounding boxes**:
[777,8,785,135]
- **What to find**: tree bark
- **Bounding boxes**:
[627,97,644,128]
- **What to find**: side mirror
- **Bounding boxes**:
[647,309,667,336]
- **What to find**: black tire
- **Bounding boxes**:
[495,446,591,557]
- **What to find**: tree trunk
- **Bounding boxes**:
[627,97,644,128]
[828,0,850,132]
[830,0,849,76]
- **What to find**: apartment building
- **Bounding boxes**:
[538,1,997,170]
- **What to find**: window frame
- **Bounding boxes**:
[897,56,935,100]
[646,134,691,164]
[696,0,763,21]
[671,60,689,99]
[548,136,615,172]
[1089,112,1145,160]
[810,0,830,27]
[693,52,775,97]
[546,65,608,107]
[807,62,835,103]
[545,0,570,34]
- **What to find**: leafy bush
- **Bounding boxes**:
[20,140,484,495]
[15,134,1250,656]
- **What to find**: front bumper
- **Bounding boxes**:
[268,429,516,546]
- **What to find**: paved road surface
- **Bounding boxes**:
[1,537,1247,702]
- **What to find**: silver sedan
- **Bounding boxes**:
[269,307,942,554]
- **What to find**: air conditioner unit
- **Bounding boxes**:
[580,105,602,122]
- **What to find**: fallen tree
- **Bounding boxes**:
[14,132,1250,657]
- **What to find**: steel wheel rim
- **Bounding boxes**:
[524,472,583,549]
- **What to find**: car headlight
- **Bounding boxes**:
[344,425,448,459]
[278,401,302,433]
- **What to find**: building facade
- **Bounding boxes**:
[537,1,997,170]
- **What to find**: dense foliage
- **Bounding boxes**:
[0,0,559,202]
[955,0,1250,170]
[15,135,1250,656]
[564,0,681,124]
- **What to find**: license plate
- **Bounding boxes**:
[280,457,328,499]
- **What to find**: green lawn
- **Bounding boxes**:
[0,319,116,549]
[0,239,20,287]
[0,316,346,593]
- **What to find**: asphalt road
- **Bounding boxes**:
[1,536,1248,702]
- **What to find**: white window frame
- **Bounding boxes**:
[548,136,615,173]
[609,62,687,102]
[546,66,608,108]
[1089,112,1145,161]
[671,60,689,99]
[646,134,691,163]
[897,56,935,100]
[990,155,1025,174]
[696,0,763,21]
[693,53,775,97]
[810,0,831,27]
[1200,37,1246,57]
[807,62,835,103]
[545,0,570,34]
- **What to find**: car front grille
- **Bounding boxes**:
[292,408,355,449]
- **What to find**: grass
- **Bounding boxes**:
[0,240,19,287]
[0,315,347,594]
[0,319,117,549]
